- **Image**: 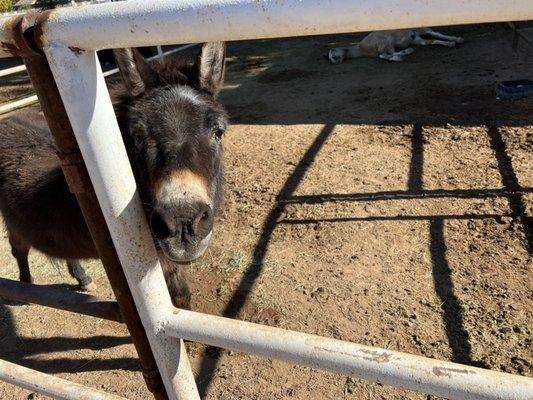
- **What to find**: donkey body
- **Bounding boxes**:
[0,43,228,308]
[328,28,464,64]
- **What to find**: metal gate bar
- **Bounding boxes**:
[43,44,199,400]
[8,11,171,396]
[30,0,533,54]
[0,1,532,399]
[0,358,128,400]
[165,308,533,400]
[0,64,26,77]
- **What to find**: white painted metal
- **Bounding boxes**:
[43,44,200,400]
[4,0,530,399]
[0,94,38,114]
[0,358,128,400]
[0,64,26,77]
[38,0,533,52]
[165,309,533,400]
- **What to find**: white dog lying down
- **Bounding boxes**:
[328,28,464,63]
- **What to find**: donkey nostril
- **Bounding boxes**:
[150,211,171,239]
[192,205,213,237]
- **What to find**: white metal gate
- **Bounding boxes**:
[1,1,533,399]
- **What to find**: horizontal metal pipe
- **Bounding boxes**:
[36,0,533,52]
[165,309,533,400]
[0,358,127,400]
[0,94,38,115]
[0,63,26,77]
[0,277,122,322]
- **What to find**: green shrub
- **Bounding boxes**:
[0,0,13,13]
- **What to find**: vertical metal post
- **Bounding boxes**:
[42,43,199,400]
[22,53,171,399]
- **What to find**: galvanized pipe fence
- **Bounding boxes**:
[0,1,532,399]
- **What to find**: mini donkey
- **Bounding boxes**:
[0,43,228,308]
[328,28,464,64]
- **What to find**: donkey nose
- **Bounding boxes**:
[150,202,213,244]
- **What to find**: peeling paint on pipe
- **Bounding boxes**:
[164,309,533,400]
[33,0,533,52]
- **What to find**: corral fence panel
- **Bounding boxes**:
[0,1,532,399]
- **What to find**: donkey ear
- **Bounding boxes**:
[114,48,157,97]
[193,42,226,97]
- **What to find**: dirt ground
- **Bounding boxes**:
[0,23,532,399]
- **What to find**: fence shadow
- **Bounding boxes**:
[283,124,476,369]
[196,123,336,397]
[0,300,138,374]
[487,126,532,253]
[429,218,473,365]
[196,118,533,394]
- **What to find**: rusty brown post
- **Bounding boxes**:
[12,13,169,400]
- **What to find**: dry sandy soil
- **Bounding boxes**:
[0,24,532,399]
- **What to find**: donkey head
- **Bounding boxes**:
[114,43,227,263]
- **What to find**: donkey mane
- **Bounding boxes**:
[111,56,197,121]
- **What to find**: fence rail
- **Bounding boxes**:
[0,359,127,400]
[32,0,533,52]
[0,1,532,399]
[0,64,25,77]
[164,308,533,400]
